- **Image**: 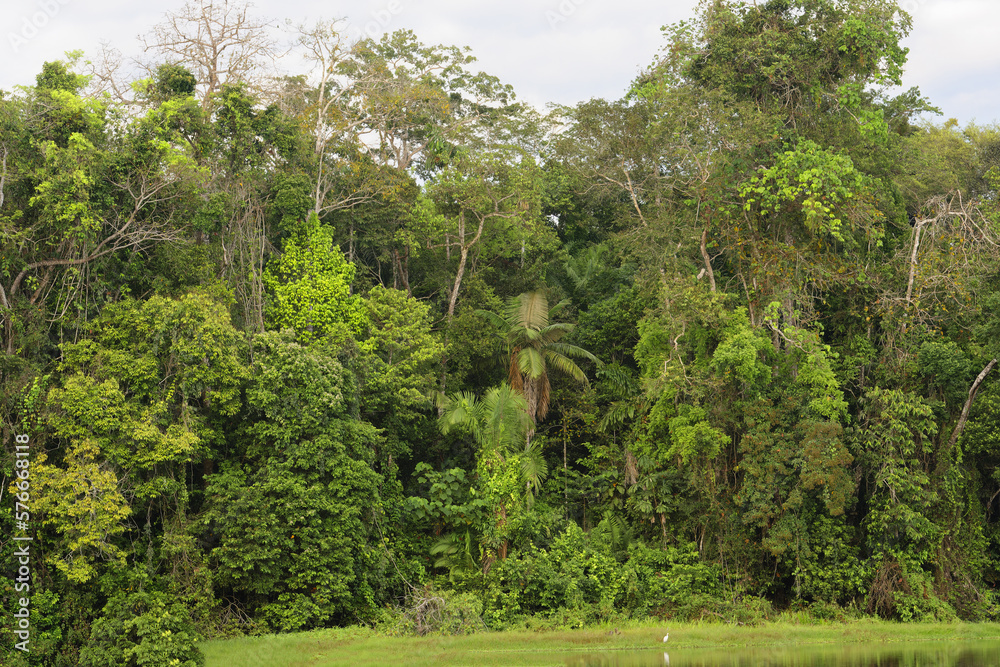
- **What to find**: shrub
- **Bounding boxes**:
[482,523,627,627]
[622,541,721,613]
[668,593,773,625]
[383,587,487,636]
[79,588,203,667]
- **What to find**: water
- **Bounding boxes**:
[558,642,1000,666]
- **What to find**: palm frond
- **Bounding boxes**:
[546,341,600,364]
[564,262,583,287]
[596,363,639,397]
[538,322,574,343]
[543,350,588,383]
[548,298,572,320]
[519,326,544,343]
[474,308,509,337]
[517,347,546,379]
[507,291,549,332]
[520,440,549,507]
[598,398,645,432]
[481,383,533,452]
[437,391,485,440]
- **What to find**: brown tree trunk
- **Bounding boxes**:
[447,245,469,321]
[942,358,998,468]
[393,248,411,296]
[700,227,716,292]
[447,211,486,320]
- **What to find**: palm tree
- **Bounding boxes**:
[437,383,533,453]
[478,291,600,429]
[438,384,547,500]
[436,383,544,565]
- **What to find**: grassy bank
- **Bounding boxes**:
[198,620,1000,667]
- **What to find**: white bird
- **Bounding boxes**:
[663,633,669,642]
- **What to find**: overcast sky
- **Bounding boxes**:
[1,0,997,125]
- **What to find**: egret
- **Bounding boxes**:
[663,632,669,642]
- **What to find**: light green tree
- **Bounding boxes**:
[35,290,247,584]
[264,213,369,347]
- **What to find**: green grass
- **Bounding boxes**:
[199,620,1000,667]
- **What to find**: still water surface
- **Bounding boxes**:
[557,641,1000,666]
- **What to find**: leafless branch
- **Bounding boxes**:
[946,358,998,456]
[894,190,1000,328]
[83,42,141,109]
[141,0,280,108]
[7,168,184,306]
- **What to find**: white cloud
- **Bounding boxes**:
[900,0,1000,124]
[0,0,995,125]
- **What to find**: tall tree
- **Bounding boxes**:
[141,0,279,109]
[425,150,546,320]
[339,29,519,174]
[0,59,194,356]
[479,291,599,427]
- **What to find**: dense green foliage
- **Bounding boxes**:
[2,1,1000,663]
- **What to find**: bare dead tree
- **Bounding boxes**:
[895,190,1000,331]
[294,20,356,157]
[141,0,279,109]
[905,192,995,303]
[83,42,141,108]
[290,20,386,217]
